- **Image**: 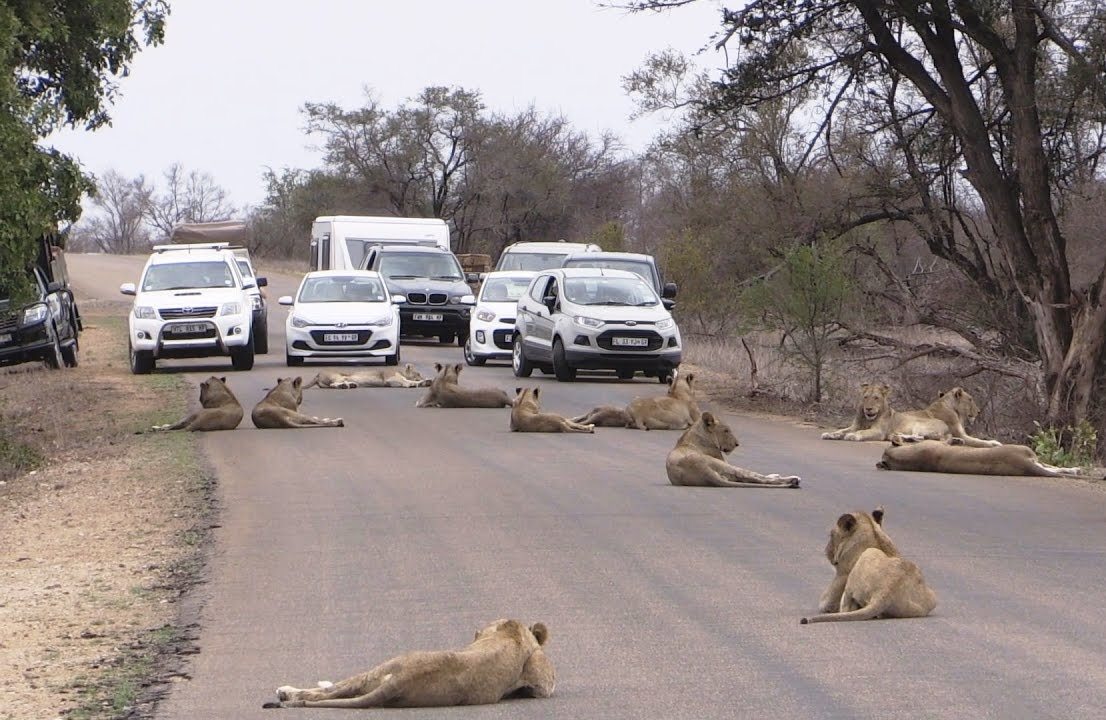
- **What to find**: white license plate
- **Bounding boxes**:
[323,333,359,342]
[170,323,208,334]
[412,313,443,322]
[0,333,10,345]
[612,336,649,347]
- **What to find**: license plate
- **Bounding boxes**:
[323,333,358,342]
[169,323,208,334]
[0,333,10,345]
[612,336,649,347]
[412,313,443,322]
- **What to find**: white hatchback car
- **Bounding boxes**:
[464,271,536,365]
[279,270,402,366]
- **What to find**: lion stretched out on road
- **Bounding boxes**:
[572,371,701,430]
[149,376,243,431]
[251,377,344,429]
[821,384,1000,447]
[877,434,1085,477]
[802,507,937,624]
[511,387,595,433]
[415,363,512,408]
[262,619,554,709]
[666,412,800,488]
[303,364,432,389]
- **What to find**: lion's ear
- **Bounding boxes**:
[860,382,871,390]
[530,623,549,646]
[515,387,523,396]
[533,386,541,399]
[702,412,716,427]
[880,383,891,393]
[454,363,463,373]
[434,362,443,371]
[872,507,885,525]
[953,387,963,398]
[405,363,414,370]
[219,376,227,383]
[836,513,857,533]
[293,377,302,389]
[686,373,695,383]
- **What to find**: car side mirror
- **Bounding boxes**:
[256,277,268,288]
[662,282,678,299]
[542,295,557,313]
[662,298,677,311]
[46,280,63,293]
[120,282,136,296]
[278,295,294,306]
[391,294,406,304]
[466,272,479,284]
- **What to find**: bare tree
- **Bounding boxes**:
[75,170,153,254]
[144,163,235,241]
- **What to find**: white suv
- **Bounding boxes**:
[120,244,257,374]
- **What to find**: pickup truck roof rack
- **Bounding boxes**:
[153,242,244,253]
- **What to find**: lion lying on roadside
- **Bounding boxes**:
[821,384,1000,447]
[251,377,345,429]
[876,434,1084,477]
[572,371,701,430]
[149,376,243,431]
[511,387,595,433]
[416,363,512,408]
[262,619,554,709]
[802,507,937,624]
[303,364,432,389]
[666,412,800,488]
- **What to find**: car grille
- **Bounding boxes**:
[0,315,16,333]
[428,293,448,305]
[500,318,516,325]
[596,329,664,352]
[309,330,372,346]
[160,306,217,319]
[407,292,427,304]
[492,328,515,350]
[405,292,449,305]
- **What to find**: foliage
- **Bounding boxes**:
[588,221,626,251]
[0,431,45,481]
[1029,420,1099,469]
[659,229,745,336]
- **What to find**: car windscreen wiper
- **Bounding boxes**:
[584,301,634,306]
[432,275,462,280]
[387,274,424,280]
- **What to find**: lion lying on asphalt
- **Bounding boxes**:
[511,387,595,433]
[416,363,512,408]
[802,507,937,624]
[821,383,1000,447]
[262,619,554,709]
[150,376,243,431]
[572,371,701,430]
[665,412,800,487]
[251,377,345,429]
[876,434,1084,477]
[303,364,432,389]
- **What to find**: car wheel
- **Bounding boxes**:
[438,333,455,344]
[130,342,154,375]
[61,339,79,368]
[552,338,576,382]
[512,336,533,378]
[42,325,65,369]
[385,344,400,366]
[254,317,269,354]
[657,368,674,384]
[286,353,304,367]
[231,335,255,371]
[617,368,635,380]
[464,339,486,366]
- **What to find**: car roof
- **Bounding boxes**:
[303,269,383,279]
[555,268,642,279]
[562,251,654,263]
[145,249,234,265]
[482,270,538,280]
[502,241,597,252]
[372,244,451,254]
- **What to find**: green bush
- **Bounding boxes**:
[1028,420,1098,468]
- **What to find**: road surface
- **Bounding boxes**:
[69,254,1106,719]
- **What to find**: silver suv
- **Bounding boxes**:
[512,268,682,382]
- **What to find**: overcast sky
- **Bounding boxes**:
[49,0,727,211]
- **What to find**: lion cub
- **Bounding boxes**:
[573,371,701,430]
[251,377,344,429]
[665,412,800,487]
[802,508,937,624]
[511,387,595,433]
[415,363,512,408]
[304,364,431,389]
[150,376,243,431]
[263,619,554,709]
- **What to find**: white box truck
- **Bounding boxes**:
[309,216,450,271]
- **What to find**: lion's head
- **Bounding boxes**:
[400,363,427,382]
[856,383,891,422]
[683,411,738,455]
[824,507,898,570]
[667,370,695,398]
[936,386,980,424]
[269,376,304,407]
[199,376,237,408]
[431,362,463,386]
[513,386,541,411]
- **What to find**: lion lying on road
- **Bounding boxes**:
[876,434,1084,477]
[416,363,512,408]
[573,371,701,430]
[303,364,432,389]
[251,377,345,429]
[821,384,1000,447]
[262,619,554,709]
[511,387,595,433]
[802,507,937,624]
[666,412,800,488]
[150,376,243,431]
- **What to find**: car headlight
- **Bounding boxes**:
[132,305,157,320]
[451,294,476,305]
[574,315,604,329]
[476,309,496,322]
[21,304,49,325]
[367,314,393,327]
[656,317,675,330]
[250,295,262,310]
[290,314,312,328]
[219,302,242,316]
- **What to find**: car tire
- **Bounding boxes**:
[464,339,486,366]
[456,331,468,347]
[231,335,255,371]
[438,333,455,344]
[254,317,269,354]
[657,368,674,384]
[552,338,576,382]
[42,325,65,370]
[130,342,154,375]
[512,336,533,378]
[385,344,400,366]
[286,353,304,367]
[61,339,79,368]
[617,368,635,380]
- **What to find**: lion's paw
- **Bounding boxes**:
[843,433,861,442]
[317,680,334,689]
[786,476,801,488]
[276,686,296,701]
[821,431,841,440]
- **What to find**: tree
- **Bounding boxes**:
[144,163,235,242]
[0,1,167,300]
[628,0,1106,428]
[76,170,152,254]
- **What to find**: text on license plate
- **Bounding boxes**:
[169,323,208,334]
[412,313,443,322]
[612,336,649,347]
[323,333,359,342]
[0,333,11,345]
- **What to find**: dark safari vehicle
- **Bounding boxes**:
[0,235,82,369]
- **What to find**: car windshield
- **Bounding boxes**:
[497,252,568,272]
[563,259,656,290]
[298,276,388,303]
[378,253,463,280]
[564,276,659,306]
[142,261,235,291]
[479,277,532,302]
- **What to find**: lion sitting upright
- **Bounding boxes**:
[666,412,800,488]
[821,383,1000,447]
[149,376,243,431]
[877,434,1085,477]
[511,387,595,433]
[263,619,554,709]
[303,364,432,389]
[251,377,345,429]
[573,371,701,430]
[415,363,512,408]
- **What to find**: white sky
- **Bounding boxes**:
[49,0,727,211]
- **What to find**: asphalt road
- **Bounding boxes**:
[70,254,1106,719]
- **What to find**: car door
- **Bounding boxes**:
[518,273,555,362]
